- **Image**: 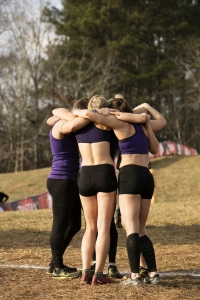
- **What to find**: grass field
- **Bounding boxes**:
[0,156,200,299]
[1,155,200,203]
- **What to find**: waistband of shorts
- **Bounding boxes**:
[81,164,115,174]
[119,164,149,172]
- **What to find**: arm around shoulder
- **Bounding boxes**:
[52,108,76,121]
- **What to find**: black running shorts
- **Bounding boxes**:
[118,164,154,199]
[78,164,117,197]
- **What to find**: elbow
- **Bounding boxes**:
[46,118,51,125]
[52,109,56,116]
[149,142,159,155]
[151,148,158,155]
[159,118,167,129]
[161,119,167,128]
[152,144,159,155]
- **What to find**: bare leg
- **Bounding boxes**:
[95,191,116,272]
[80,195,98,270]
[139,199,151,237]
[119,194,141,279]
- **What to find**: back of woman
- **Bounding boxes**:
[75,95,117,286]
[75,121,113,166]
[75,95,114,166]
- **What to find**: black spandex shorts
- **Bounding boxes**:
[78,164,117,197]
[118,164,154,199]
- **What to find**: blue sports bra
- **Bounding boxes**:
[75,122,111,143]
[119,124,149,155]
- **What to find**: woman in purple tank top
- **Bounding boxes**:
[68,95,148,285]
[73,95,166,286]
[46,99,90,279]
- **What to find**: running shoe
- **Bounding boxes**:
[52,268,69,279]
[139,266,149,278]
[91,275,114,285]
[80,273,93,285]
[47,263,54,275]
[108,265,123,278]
[121,276,143,286]
[143,274,160,285]
[66,270,82,279]
[63,265,77,273]
[90,263,96,275]
[47,264,78,276]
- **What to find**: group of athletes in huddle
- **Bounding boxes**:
[46,94,166,286]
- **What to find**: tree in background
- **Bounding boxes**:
[0,0,200,173]
[0,0,54,172]
[44,0,200,151]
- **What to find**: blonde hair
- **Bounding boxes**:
[88,95,108,110]
[115,94,124,100]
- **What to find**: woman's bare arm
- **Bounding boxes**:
[52,108,76,121]
[133,103,166,131]
[73,109,146,130]
[59,117,90,134]
[109,111,147,124]
[52,117,90,139]
[72,109,146,130]
[145,115,159,154]
[46,116,59,126]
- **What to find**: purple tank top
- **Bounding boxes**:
[48,129,79,180]
[119,124,149,155]
[75,122,111,143]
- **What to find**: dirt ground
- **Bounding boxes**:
[1,199,200,300]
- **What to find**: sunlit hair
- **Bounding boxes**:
[88,95,108,110]
[73,98,89,110]
[108,97,133,113]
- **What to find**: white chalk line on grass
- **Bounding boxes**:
[0,263,200,277]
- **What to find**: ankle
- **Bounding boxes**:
[82,269,92,275]
[94,271,103,278]
[149,271,158,277]
[131,272,140,279]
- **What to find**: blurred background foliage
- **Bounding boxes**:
[0,0,200,172]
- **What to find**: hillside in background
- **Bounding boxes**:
[0,155,199,203]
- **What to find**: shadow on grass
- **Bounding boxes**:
[0,223,200,250]
[0,228,83,250]
[117,224,200,246]
[158,276,200,289]
[151,156,188,169]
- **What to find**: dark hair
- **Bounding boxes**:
[108,98,133,113]
[73,98,89,110]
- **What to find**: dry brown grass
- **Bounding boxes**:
[1,155,200,203]
[1,156,200,299]
[151,155,200,202]
[1,199,200,299]
[0,168,51,202]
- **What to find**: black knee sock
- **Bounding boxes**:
[126,233,141,273]
[140,235,157,272]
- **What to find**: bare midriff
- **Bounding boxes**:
[120,154,149,168]
[78,141,114,166]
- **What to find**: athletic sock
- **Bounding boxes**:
[140,235,157,272]
[82,269,92,275]
[94,271,103,278]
